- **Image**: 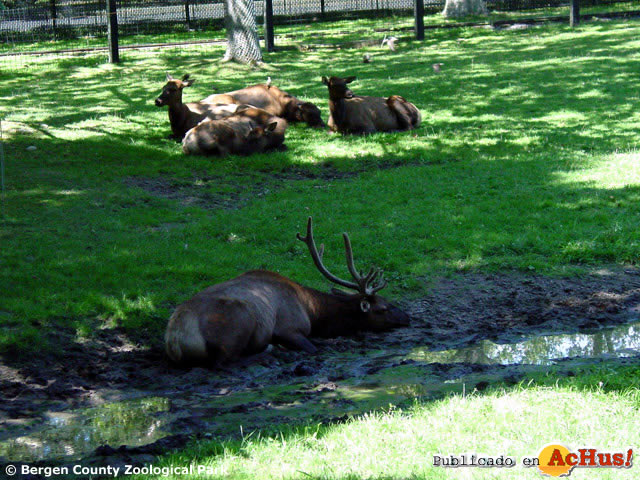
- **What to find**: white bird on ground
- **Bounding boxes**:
[381,36,398,52]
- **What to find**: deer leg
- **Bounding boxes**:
[274,333,318,354]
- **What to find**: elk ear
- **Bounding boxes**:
[166,73,174,81]
[182,75,194,87]
[321,76,329,86]
[345,76,356,84]
[360,299,371,313]
[266,122,278,132]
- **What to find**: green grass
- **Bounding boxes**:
[2,18,640,354]
[131,365,640,480]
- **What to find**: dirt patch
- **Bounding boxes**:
[124,160,420,210]
[2,268,640,470]
[408,268,640,350]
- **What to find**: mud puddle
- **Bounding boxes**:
[411,319,640,365]
[3,321,640,464]
[2,269,640,468]
[0,398,169,462]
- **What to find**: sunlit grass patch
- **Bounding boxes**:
[134,382,640,480]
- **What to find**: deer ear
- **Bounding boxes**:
[182,75,194,87]
[345,76,356,84]
[321,76,329,86]
[166,73,174,81]
[360,299,371,313]
[266,122,278,132]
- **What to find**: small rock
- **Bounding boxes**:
[26,145,37,151]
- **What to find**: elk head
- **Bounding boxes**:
[295,102,325,128]
[297,217,410,332]
[244,121,283,152]
[321,76,356,101]
[155,73,194,107]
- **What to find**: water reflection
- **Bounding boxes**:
[0,397,169,462]
[411,321,640,365]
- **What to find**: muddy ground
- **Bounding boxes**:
[2,269,640,474]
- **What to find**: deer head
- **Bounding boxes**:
[297,217,410,331]
[321,76,356,101]
[296,102,325,128]
[155,73,195,107]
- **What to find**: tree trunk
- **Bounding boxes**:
[222,0,262,64]
[442,0,487,18]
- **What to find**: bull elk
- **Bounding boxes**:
[155,74,240,139]
[182,105,288,156]
[321,76,421,135]
[201,83,325,128]
[165,217,410,366]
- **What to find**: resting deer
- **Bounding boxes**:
[165,217,410,365]
[155,74,240,139]
[321,76,421,134]
[182,106,288,156]
[201,83,325,128]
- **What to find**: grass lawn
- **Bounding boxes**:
[133,367,640,479]
[1,16,640,478]
[3,18,640,354]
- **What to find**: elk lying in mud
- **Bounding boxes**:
[201,83,325,128]
[165,217,410,366]
[182,106,288,156]
[155,74,241,139]
[321,76,421,134]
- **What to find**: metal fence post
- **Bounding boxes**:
[320,0,325,16]
[570,0,580,26]
[264,0,275,52]
[185,0,191,30]
[49,0,57,39]
[107,0,120,63]
[414,0,424,40]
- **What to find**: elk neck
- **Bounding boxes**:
[295,284,361,336]
[328,97,348,128]
[168,101,192,136]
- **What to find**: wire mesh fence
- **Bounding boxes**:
[1,0,638,61]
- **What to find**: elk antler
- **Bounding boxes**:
[297,217,387,295]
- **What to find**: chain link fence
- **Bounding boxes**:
[1,0,638,55]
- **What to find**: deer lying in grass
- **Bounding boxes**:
[201,83,325,128]
[182,106,288,156]
[321,76,421,134]
[165,217,410,365]
[155,74,240,139]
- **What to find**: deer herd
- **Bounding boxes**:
[156,75,419,367]
[155,73,421,157]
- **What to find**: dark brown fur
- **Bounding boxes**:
[165,219,410,366]
[155,74,240,140]
[201,84,325,128]
[321,76,421,135]
[182,106,287,156]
